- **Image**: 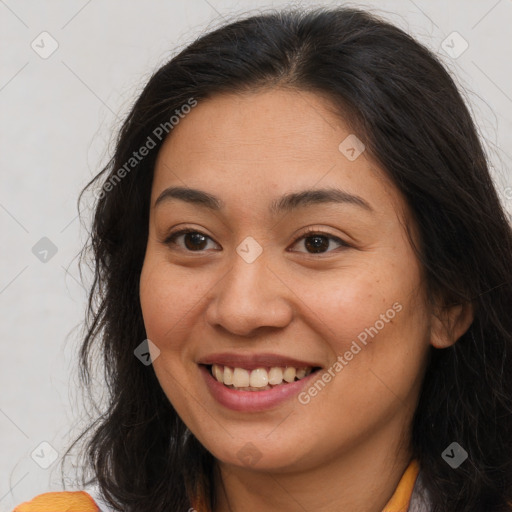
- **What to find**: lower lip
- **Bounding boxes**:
[199,365,320,412]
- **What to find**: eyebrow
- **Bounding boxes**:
[154,186,374,214]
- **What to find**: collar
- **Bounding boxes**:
[382,458,431,512]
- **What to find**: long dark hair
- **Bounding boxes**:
[61,6,512,511]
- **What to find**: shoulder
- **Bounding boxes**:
[12,483,121,512]
[12,490,101,511]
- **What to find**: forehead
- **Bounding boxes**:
[157,88,346,164]
[151,88,405,220]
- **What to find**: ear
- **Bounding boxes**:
[429,300,474,349]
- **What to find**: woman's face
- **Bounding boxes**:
[139,88,434,473]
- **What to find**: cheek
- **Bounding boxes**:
[292,248,429,399]
[139,258,206,346]
[292,256,420,349]
[139,259,203,422]
[292,280,428,461]
[316,258,428,398]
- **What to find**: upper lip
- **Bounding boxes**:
[197,352,322,370]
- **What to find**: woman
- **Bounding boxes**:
[13,6,512,512]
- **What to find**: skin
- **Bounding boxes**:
[139,88,473,512]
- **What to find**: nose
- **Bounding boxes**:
[204,250,294,337]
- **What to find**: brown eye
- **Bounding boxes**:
[164,229,219,252]
[304,235,330,253]
[289,229,350,254]
[163,227,350,255]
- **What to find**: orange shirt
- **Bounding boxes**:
[12,458,422,512]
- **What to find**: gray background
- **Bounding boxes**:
[1,0,511,510]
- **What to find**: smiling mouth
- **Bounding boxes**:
[204,364,322,391]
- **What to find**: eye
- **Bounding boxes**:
[288,227,350,254]
[163,228,219,252]
[163,227,351,254]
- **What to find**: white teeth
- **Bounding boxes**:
[210,364,314,390]
[268,367,283,385]
[233,367,250,387]
[223,366,233,385]
[283,367,296,382]
[213,364,224,383]
[249,368,268,388]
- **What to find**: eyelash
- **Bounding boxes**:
[162,226,351,254]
